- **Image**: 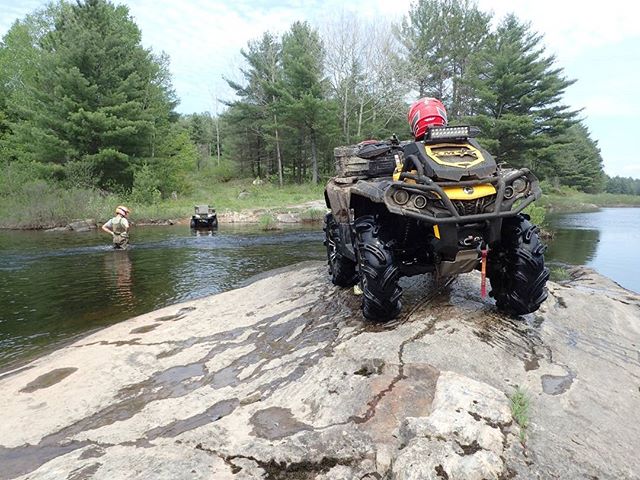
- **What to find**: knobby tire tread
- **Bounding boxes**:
[489,215,549,315]
[354,215,402,321]
[324,213,358,287]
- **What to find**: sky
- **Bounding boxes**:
[1,0,639,178]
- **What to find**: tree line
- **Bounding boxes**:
[605,176,640,196]
[0,0,626,201]
[0,0,191,203]
[214,0,608,192]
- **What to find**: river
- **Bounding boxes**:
[545,207,640,293]
[0,225,325,368]
[1,208,638,368]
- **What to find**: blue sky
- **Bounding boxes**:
[1,0,639,177]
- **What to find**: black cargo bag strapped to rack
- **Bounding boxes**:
[334,140,402,179]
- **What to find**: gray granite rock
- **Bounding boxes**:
[1,263,638,479]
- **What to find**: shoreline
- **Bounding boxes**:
[1,263,639,479]
[0,262,320,377]
[2,188,640,231]
[3,197,640,232]
[0,200,328,231]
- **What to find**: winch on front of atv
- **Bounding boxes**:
[323,98,549,321]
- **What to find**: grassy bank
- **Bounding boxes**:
[539,185,640,214]
[0,178,326,230]
[3,172,640,230]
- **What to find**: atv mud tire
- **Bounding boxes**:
[489,214,549,315]
[324,213,358,287]
[354,215,402,321]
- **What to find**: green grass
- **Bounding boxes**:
[4,163,639,230]
[0,177,326,229]
[258,213,278,231]
[299,208,326,223]
[509,386,531,444]
[0,182,116,229]
[538,185,640,214]
[523,203,546,226]
[550,265,570,282]
[189,179,325,212]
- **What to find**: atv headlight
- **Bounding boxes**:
[512,178,528,193]
[413,195,428,209]
[393,189,410,205]
[504,186,514,199]
[194,214,201,219]
[427,126,470,141]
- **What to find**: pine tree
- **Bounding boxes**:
[0,4,66,162]
[183,112,216,170]
[606,176,640,195]
[398,0,491,117]
[552,123,605,193]
[225,32,284,183]
[469,15,578,172]
[281,21,334,184]
[4,0,177,188]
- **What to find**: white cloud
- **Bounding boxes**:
[120,0,415,111]
[4,0,639,113]
[0,1,44,33]
[576,95,636,119]
[477,0,640,61]
[619,163,640,176]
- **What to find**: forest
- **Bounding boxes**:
[0,0,637,228]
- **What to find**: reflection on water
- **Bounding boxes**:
[2,208,638,368]
[104,251,134,304]
[0,224,325,367]
[546,208,640,293]
[545,228,600,266]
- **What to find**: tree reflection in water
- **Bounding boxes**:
[546,228,600,266]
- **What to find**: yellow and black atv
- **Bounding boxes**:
[323,126,549,321]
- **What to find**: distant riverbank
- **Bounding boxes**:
[539,189,640,214]
[3,178,640,231]
[0,179,326,231]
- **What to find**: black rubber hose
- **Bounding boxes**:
[402,154,425,177]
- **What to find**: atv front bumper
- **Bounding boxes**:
[382,168,540,224]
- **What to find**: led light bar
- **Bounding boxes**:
[426,125,470,141]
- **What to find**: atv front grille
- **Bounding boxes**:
[451,195,496,217]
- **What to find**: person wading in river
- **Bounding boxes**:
[102,206,131,249]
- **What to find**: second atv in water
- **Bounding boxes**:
[190,204,218,230]
[324,98,549,321]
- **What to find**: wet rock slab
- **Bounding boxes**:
[1,263,639,479]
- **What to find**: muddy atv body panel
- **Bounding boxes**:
[324,127,549,321]
[190,205,218,229]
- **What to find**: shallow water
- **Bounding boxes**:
[0,224,325,367]
[1,207,637,368]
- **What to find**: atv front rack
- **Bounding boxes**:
[383,168,540,224]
